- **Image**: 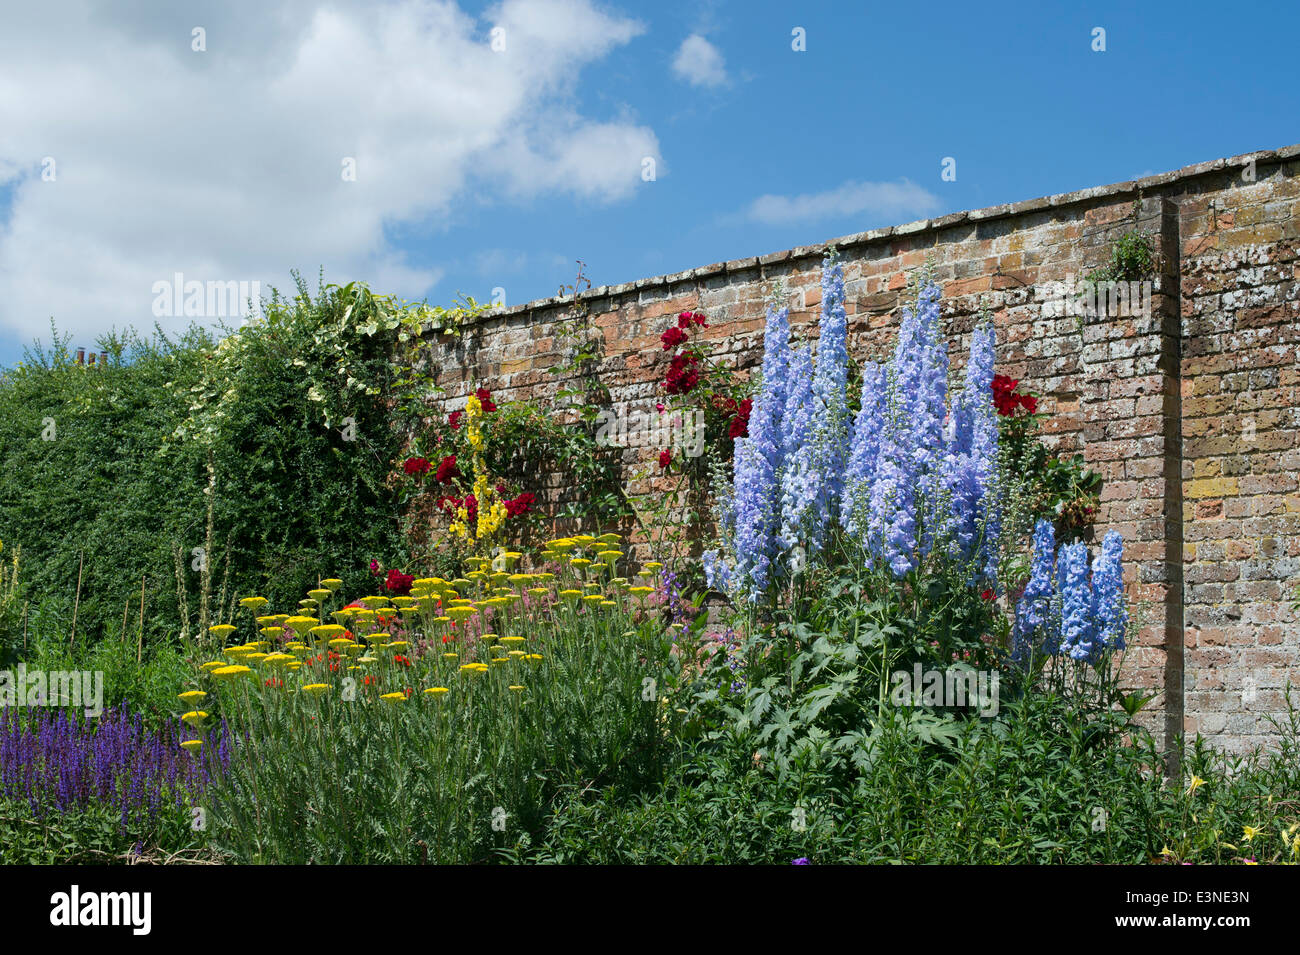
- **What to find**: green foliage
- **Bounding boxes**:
[20,635,190,732]
[0,276,429,660]
[0,798,204,865]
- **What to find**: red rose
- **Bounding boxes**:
[677,310,708,328]
[475,387,497,412]
[664,352,701,395]
[434,455,459,483]
[384,569,414,596]
[1020,394,1039,414]
[661,326,688,350]
[981,589,995,601]
[403,456,432,477]
[448,410,463,430]
[504,491,535,517]
[728,415,748,439]
[659,449,672,468]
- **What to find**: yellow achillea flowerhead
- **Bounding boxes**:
[178,690,207,704]
[320,578,343,591]
[222,646,253,658]
[559,589,582,601]
[425,687,450,696]
[380,692,407,704]
[501,636,525,644]
[570,557,592,569]
[357,656,378,665]
[285,616,320,634]
[434,616,453,625]
[260,626,285,639]
[446,606,477,621]
[300,684,331,695]
[263,653,295,667]
[327,638,354,650]
[582,594,603,603]
[508,685,525,692]
[384,640,410,651]
[598,533,621,544]
[628,586,654,596]
[181,710,208,726]
[490,657,509,665]
[239,597,269,611]
[525,653,543,663]
[208,624,237,639]
[597,550,623,561]
[528,587,549,596]
[181,740,203,753]
[211,665,252,681]
[547,539,575,553]
[307,589,331,602]
[443,652,458,659]
[199,661,226,672]
[600,600,618,608]
[244,652,269,664]
[643,561,664,572]
[299,599,319,608]
[507,650,526,658]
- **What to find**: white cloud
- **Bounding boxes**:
[744,179,943,227]
[671,34,727,88]
[0,0,660,344]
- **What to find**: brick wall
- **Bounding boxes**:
[413,143,1300,752]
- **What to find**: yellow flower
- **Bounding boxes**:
[211,665,252,681]
[425,687,450,696]
[508,685,525,692]
[643,561,663,572]
[181,710,208,726]
[284,615,321,634]
[299,599,318,608]
[244,652,270,664]
[263,653,295,667]
[180,740,203,753]
[501,636,525,644]
[528,587,549,596]
[628,586,654,596]
[582,594,603,604]
[358,595,392,608]
[300,683,331,696]
[199,661,226,672]
[508,650,526,658]
[328,638,354,650]
[320,578,343,591]
[384,640,410,651]
[600,600,618,608]
[446,606,477,621]
[443,652,458,659]
[380,692,407,704]
[526,653,543,663]
[239,597,269,611]
[597,549,623,561]
[1186,775,1206,796]
[178,690,207,704]
[307,589,331,602]
[208,624,237,639]
[559,589,583,601]
[259,626,285,639]
[570,557,592,569]
[490,657,509,665]
[1243,825,1263,842]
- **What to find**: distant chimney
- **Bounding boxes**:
[75,347,85,365]
[101,351,108,365]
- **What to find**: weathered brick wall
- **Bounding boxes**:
[413,143,1300,752]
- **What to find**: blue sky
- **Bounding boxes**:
[0,0,1296,367]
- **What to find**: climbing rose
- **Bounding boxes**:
[403,456,431,477]
[434,455,459,483]
[448,410,463,430]
[661,326,688,350]
[475,387,497,412]
[659,449,672,468]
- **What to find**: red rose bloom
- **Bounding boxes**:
[661,326,688,350]
[384,569,414,596]
[475,387,497,413]
[448,410,463,430]
[677,310,708,328]
[434,454,459,483]
[403,456,432,477]
[659,449,672,468]
[504,491,535,517]
[664,352,701,394]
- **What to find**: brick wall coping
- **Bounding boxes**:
[422,141,1300,334]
